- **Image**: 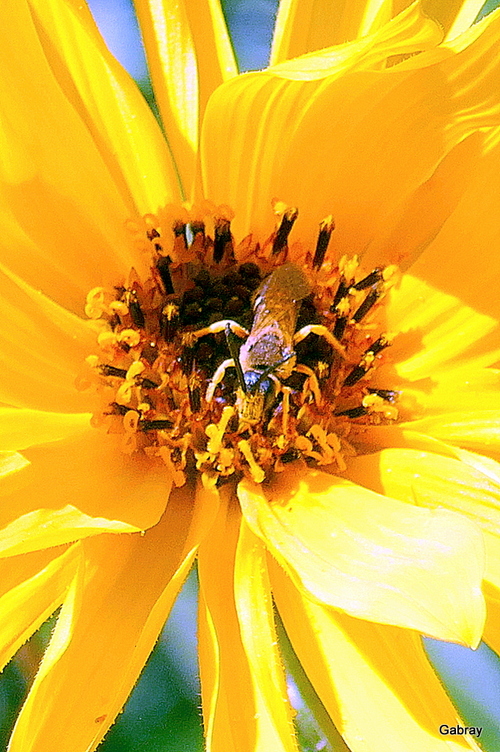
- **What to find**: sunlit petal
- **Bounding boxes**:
[198,492,298,752]
[238,469,485,645]
[7,483,212,752]
[0,430,171,541]
[271,559,481,752]
[134,0,237,198]
[0,545,78,672]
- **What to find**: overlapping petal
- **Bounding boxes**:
[271,560,481,752]
[201,6,500,254]
[0,263,96,412]
[27,0,182,214]
[198,492,297,752]
[0,0,160,314]
[270,0,411,63]
[134,0,237,197]
[238,469,485,645]
[0,429,173,543]
[0,545,78,672]
[7,483,215,752]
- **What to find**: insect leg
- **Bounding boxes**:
[206,358,236,402]
[187,319,249,343]
[294,324,346,357]
[294,364,321,405]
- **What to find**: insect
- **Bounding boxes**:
[190,263,345,425]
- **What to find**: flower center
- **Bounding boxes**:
[81,202,399,488]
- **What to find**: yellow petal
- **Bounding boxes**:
[344,448,500,535]
[0,452,30,478]
[202,8,500,250]
[385,274,499,382]
[423,0,486,40]
[0,262,96,412]
[0,408,90,451]
[134,0,237,198]
[483,533,500,656]
[271,559,482,752]
[404,411,500,458]
[269,2,442,80]
[271,0,414,64]
[0,0,145,313]
[0,429,171,542]
[198,491,297,752]
[234,521,299,751]
[7,483,212,752]
[27,0,182,214]
[238,469,485,645]
[397,139,500,327]
[0,545,78,672]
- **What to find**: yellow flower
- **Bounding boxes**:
[1,0,500,750]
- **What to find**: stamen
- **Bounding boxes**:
[86,203,399,486]
[352,268,383,290]
[156,255,175,294]
[213,216,233,263]
[272,207,298,255]
[238,439,265,483]
[312,216,335,269]
[352,287,380,323]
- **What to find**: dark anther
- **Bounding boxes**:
[342,364,367,387]
[173,221,188,250]
[213,218,232,263]
[156,255,174,294]
[190,221,205,238]
[335,405,368,418]
[331,278,349,309]
[139,419,173,431]
[280,447,301,464]
[140,378,160,390]
[353,268,383,291]
[129,294,145,328]
[272,208,298,255]
[188,384,201,413]
[181,347,195,375]
[160,304,179,342]
[352,288,380,323]
[147,228,160,240]
[333,315,348,340]
[100,365,128,379]
[313,217,335,269]
[367,388,398,402]
[109,401,130,415]
[367,335,390,356]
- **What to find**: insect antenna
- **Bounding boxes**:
[224,323,247,393]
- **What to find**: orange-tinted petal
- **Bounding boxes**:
[198,491,297,752]
[0,545,78,672]
[0,408,90,451]
[0,429,172,548]
[7,483,214,752]
[271,559,480,752]
[0,262,96,412]
[0,0,149,314]
[238,469,484,645]
[27,0,182,214]
[134,0,237,198]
